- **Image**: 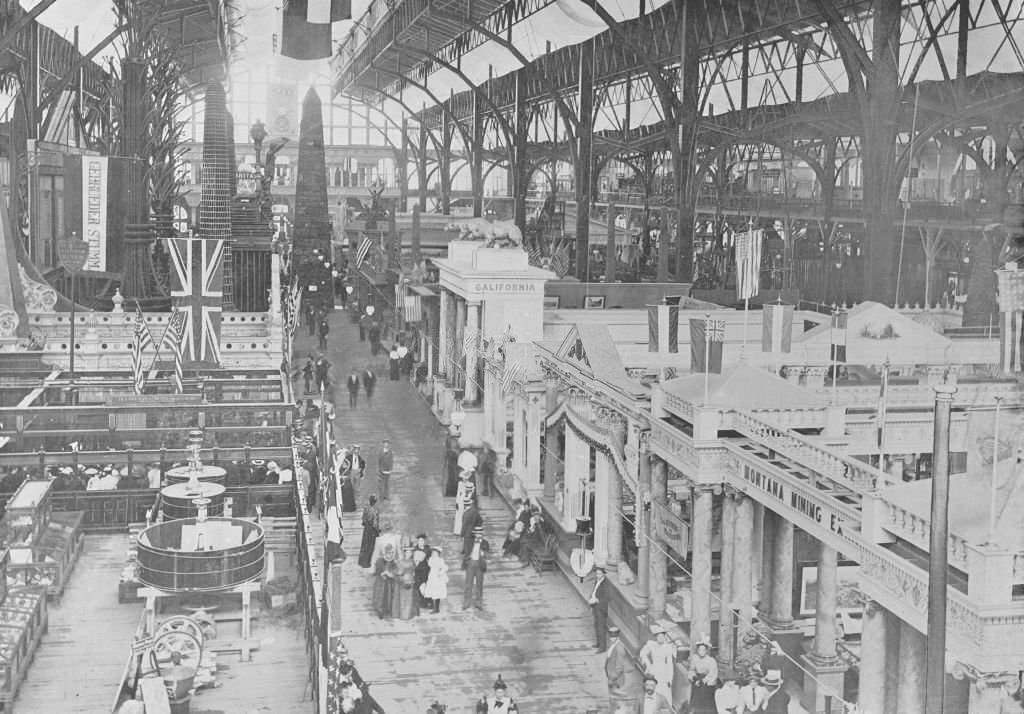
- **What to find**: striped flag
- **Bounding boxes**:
[159,311,187,393]
[996,269,1024,372]
[647,304,679,353]
[689,317,725,373]
[463,327,478,355]
[355,237,372,268]
[501,359,524,393]
[403,294,422,322]
[877,359,890,454]
[830,310,848,363]
[734,229,763,300]
[761,302,794,353]
[131,304,153,394]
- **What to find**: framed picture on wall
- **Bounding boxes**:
[583,295,606,310]
[543,295,560,309]
[796,561,863,617]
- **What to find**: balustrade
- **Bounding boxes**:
[885,501,970,571]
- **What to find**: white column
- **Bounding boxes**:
[465,301,480,402]
[563,424,586,527]
[733,495,754,628]
[691,486,714,645]
[482,369,494,443]
[896,623,926,714]
[270,252,282,323]
[593,451,610,566]
[858,600,889,714]
[523,390,543,493]
[438,289,449,378]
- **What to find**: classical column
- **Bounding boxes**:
[523,390,543,493]
[760,508,776,618]
[857,600,889,714]
[636,435,652,609]
[733,494,754,634]
[968,672,1018,713]
[896,623,926,714]
[465,301,480,402]
[563,423,586,526]
[648,455,668,619]
[752,502,764,605]
[454,298,467,390]
[768,514,795,628]
[438,289,449,378]
[512,393,526,475]
[691,485,714,646]
[543,375,560,499]
[593,451,610,566]
[717,492,737,665]
[801,541,846,714]
[606,443,623,573]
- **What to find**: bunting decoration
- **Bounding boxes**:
[501,359,524,393]
[355,237,373,269]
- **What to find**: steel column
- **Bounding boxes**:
[472,93,485,218]
[575,40,595,281]
[513,70,530,234]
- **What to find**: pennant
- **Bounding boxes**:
[281,0,351,61]
[689,318,724,374]
[734,229,763,301]
[830,310,848,363]
[647,304,679,353]
[761,303,794,354]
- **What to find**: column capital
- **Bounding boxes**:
[950,661,1021,695]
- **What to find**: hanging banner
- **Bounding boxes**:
[651,500,688,555]
[266,83,299,138]
[81,156,108,271]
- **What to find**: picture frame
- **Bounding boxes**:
[796,561,863,617]
[583,295,606,310]
[543,295,560,309]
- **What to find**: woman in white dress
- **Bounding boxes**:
[638,625,677,703]
[420,547,448,613]
[453,475,474,534]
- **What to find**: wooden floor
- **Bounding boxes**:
[297,312,616,713]
[14,534,311,714]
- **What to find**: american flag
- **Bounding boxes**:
[403,294,422,322]
[463,327,478,355]
[355,236,373,268]
[501,359,524,393]
[161,311,186,393]
[131,303,153,394]
[734,229,763,300]
[167,236,225,364]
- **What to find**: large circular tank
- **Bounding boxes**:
[161,482,226,521]
[136,517,265,592]
[165,464,227,485]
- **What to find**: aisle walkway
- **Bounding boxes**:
[294,309,609,712]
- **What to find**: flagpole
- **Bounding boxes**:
[704,313,711,406]
[742,297,750,359]
[987,396,1002,544]
[830,310,838,404]
[878,357,889,470]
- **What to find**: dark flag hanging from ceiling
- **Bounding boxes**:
[281,0,352,61]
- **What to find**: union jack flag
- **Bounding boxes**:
[167,236,225,365]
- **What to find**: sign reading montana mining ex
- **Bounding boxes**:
[741,464,847,537]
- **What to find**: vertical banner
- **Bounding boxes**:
[266,83,300,139]
[82,156,108,271]
[762,302,794,353]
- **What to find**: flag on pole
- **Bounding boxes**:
[501,359,524,393]
[647,304,680,353]
[131,304,153,394]
[163,311,187,393]
[463,328,478,355]
[281,0,351,61]
[761,302,794,353]
[830,310,848,363]
[403,294,422,322]
[355,237,373,268]
[689,317,725,373]
[734,229,763,300]
[877,359,890,454]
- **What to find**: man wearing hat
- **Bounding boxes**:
[475,674,518,713]
[462,524,490,611]
[635,672,673,713]
[604,625,631,712]
[460,494,483,558]
[761,671,789,713]
[588,566,611,651]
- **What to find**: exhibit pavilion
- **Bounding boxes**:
[0,0,1022,712]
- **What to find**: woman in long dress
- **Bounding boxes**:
[420,548,448,613]
[396,548,419,619]
[688,637,719,714]
[357,496,380,568]
[638,626,677,704]
[335,448,357,513]
[371,543,398,618]
[453,476,472,534]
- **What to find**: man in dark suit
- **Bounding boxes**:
[412,533,432,607]
[362,367,377,407]
[588,566,611,651]
[461,495,483,558]
[462,525,490,611]
[604,626,631,709]
[346,371,360,409]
